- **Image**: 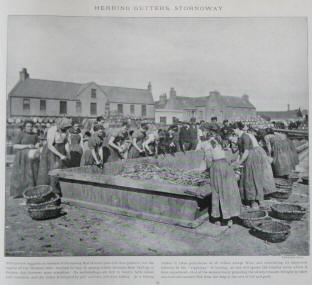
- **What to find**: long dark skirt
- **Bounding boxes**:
[271,139,293,176]
[10,149,39,198]
[287,139,299,169]
[37,143,67,195]
[210,159,242,219]
[102,145,122,163]
[128,143,144,159]
[240,147,275,202]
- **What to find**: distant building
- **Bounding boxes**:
[257,109,308,121]
[155,88,256,124]
[8,68,155,119]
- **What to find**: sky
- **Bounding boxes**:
[7,16,308,111]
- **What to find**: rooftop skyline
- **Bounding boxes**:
[7,16,308,111]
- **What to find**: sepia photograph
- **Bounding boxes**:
[5,16,309,256]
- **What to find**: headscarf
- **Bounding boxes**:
[56,117,72,130]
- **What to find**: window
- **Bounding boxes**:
[90,103,97,115]
[117,104,123,114]
[130,104,135,114]
[199,111,203,120]
[160,116,167,124]
[76,101,82,113]
[23,99,30,111]
[40,100,46,111]
[60,101,67,114]
[91,88,96,99]
[141,104,147,117]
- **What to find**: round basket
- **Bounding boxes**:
[271,203,306,221]
[28,206,62,220]
[288,175,299,183]
[250,220,291,243]
[238,210,269,228]
[26,194,61,209]
[269,188,292,200]
[301,176,309,185]
[275,178,292,187]
[23,185,56,204]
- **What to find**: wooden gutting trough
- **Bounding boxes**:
[49,151,223,228]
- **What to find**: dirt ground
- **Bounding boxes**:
[5,150,309,256]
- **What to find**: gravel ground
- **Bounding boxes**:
[5,150,309,256]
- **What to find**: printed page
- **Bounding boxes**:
[0,0,311,284]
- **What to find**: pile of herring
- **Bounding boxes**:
[121,163,210,187]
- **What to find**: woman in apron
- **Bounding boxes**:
[209,137,242,227]
[263,129,293,177]
[37,118,72,195]
[10,120,40,198]
[128,123,148,159]
[232,123,275,210]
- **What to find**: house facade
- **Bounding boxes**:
[155,88,257,123]
[8,68,155,119]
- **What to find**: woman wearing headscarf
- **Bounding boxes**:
[262,128,293,177]
[37,117,72,195]
[128,123,148,159]
[208,136,242,227]
[80,130,103,167]
[105,122,131,161]
[231,122,275,210]
[10,120,40,198]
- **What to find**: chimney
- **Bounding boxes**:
[170,87,176,99]
[19,68,29,82]
[147,82,152,93]
[287,104,290,111]
[209,90,220,97]
[242,94,249,101]
[159,93,167,105]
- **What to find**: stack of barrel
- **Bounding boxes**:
[23,185,62,220]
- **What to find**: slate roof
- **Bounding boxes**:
[9,78,154,104]
[257,109,308,120]
[214,95,255,109]
[155,94,255,110]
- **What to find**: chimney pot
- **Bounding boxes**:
[170,87,176,98]
[19,68,29,82]
[209,90,220,97]
[159,93,167,105]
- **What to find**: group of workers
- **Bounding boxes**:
[9,116,300,228]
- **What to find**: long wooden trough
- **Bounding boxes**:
[50,151,215,228]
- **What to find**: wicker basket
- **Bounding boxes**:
[250,220,291,243]
[27,194,61,209]
[269,188,292,200]
[23,185,56,204]
[238,210,269,228]
[275,178,292,187]
[301,176,309,185]
[271,203,306,221]
[28,206,62,220]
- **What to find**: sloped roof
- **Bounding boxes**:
[100,85,153,104]
[9,79,81,100]
[155,94,255,110]
[257,109,308,120]
[9,78,154,104]
[215,95,255,109]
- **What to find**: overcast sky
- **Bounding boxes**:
[7,16,308,111]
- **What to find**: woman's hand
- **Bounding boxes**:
[60,154,67,160]
[28,144,35,149]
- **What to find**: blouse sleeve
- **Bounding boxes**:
[13,132,24,144]
[133,130,143,140]
[88,135,102,149]
[240,133,252,153]
[46,127,57,146]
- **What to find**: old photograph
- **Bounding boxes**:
[5,16,309,256]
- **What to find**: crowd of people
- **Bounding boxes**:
[8,116,300,227]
